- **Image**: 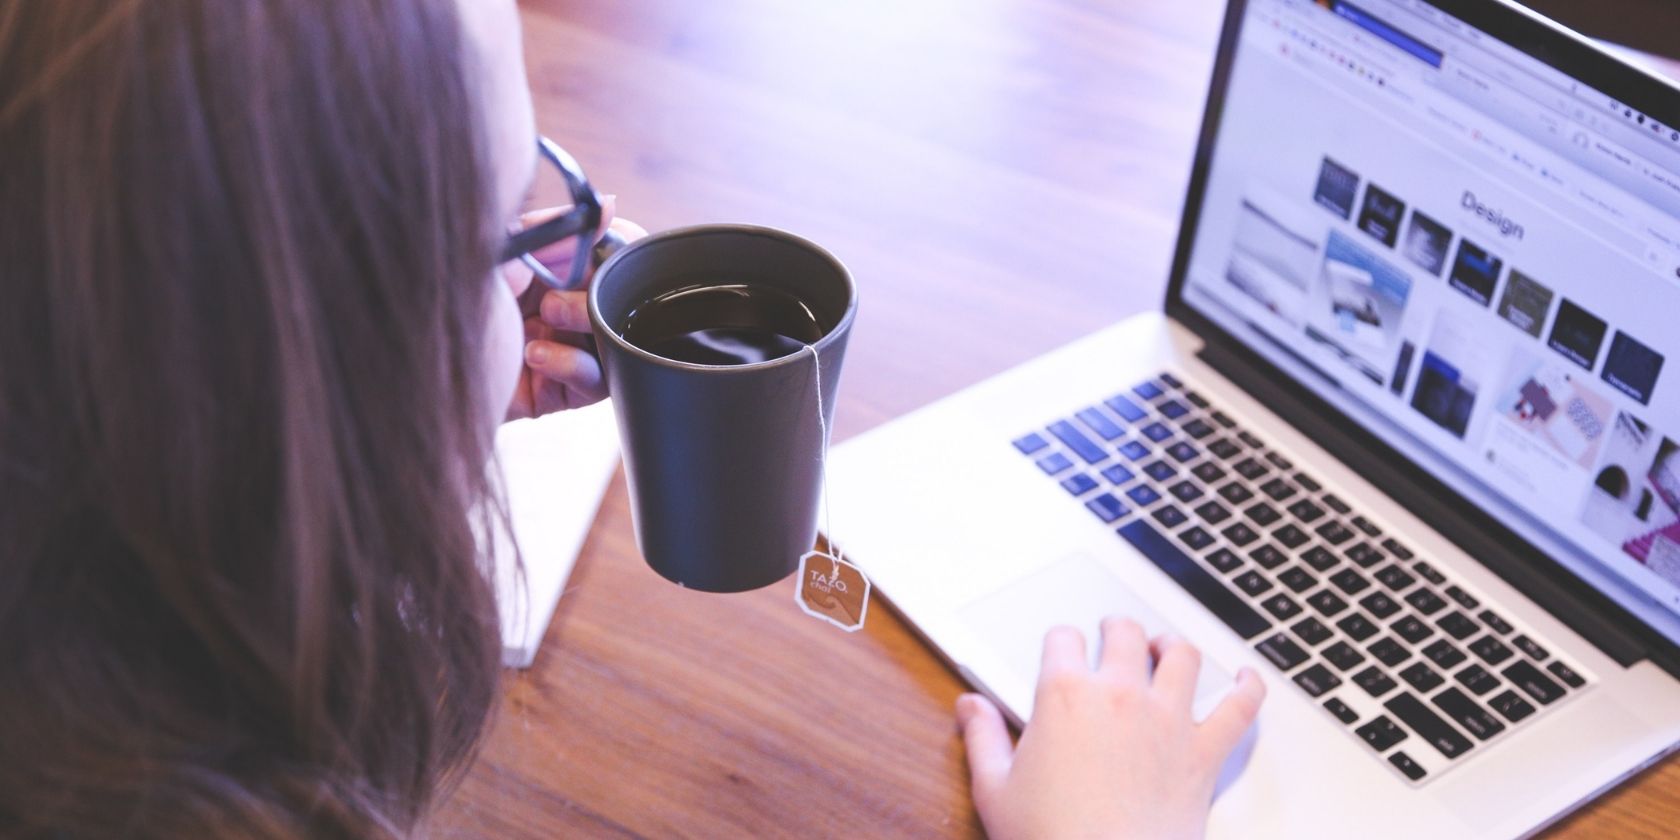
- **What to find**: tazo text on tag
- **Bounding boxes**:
[796,551,870,632]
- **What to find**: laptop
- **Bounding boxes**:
[827,0,1680,835]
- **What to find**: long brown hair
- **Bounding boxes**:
[0,1,506,835]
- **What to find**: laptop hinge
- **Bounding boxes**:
[1193,329,1680,677]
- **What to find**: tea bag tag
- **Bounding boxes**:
[796,550,870,632]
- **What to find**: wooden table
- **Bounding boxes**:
[439,0,1680,835]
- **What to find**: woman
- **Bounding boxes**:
[0,1,1263,837]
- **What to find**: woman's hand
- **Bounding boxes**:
[956,619,1265,840]
[505,200,647,421]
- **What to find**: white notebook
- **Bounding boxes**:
[487,402,622,668]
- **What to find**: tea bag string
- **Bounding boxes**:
[805,343,841,578]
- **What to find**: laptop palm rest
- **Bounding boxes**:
[958,551,1257,794]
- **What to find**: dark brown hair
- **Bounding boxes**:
[0,1,506,836]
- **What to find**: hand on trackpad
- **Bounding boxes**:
[959,552,1260,794]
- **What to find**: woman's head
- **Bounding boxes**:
[0,0,534,835]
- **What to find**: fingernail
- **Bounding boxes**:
[526,343,550,365]
[955,694,978,724]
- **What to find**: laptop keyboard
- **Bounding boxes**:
[1013,371,1593,785]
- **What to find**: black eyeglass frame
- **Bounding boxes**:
[500,136,603,291]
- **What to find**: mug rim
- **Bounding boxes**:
[587,223,858,373]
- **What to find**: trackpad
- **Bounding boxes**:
[960,552,1239,723]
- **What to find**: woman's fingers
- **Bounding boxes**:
[1148,635,1202,712]
[539,289,591,334]
[1197,667,1266,758]
[523,339,606,410]
[1096,617,1150,686]
[956,693,1013,808]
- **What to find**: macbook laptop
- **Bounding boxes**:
[827,0,1680,835]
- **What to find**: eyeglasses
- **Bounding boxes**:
[500,136,603,291]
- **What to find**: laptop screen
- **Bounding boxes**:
[1177,0,1680,642]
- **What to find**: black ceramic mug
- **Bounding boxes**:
[588,225,856,593]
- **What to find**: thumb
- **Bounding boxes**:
[956,693,1013,804]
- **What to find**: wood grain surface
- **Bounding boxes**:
[437,0,1680,835]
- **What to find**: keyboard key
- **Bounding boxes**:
[1422,639,1467,669]
[1502,660,1565,705]
[1315,520,1355,545]
[1255,632,1310,670]
[1168,480,1203,502]
[1261,593,1303,620]
[1321,493,1352,514]
[1294,472,1323,493]
[1432,688,1505,741]
[1102,463,1136,485]
[1237,430,1266,449]
[1048,421,1107,465]
[1374,565,1417,592]
[1191,461,1227,484]
[1184,390,1209,408]
[1356,716,1408,752]
[1512,635,1549,662]
[1359,592,1401,619]
[1306,589,1348,616]
[1381,538,1414,560]
[1454,664,1499,696]
[1468,635,1513,666]
[1144,460,1178,482]
[1233,457,1269,480]
[1117,520,1271,640]
[1084,493,1129,523]
[1119,441,1151,461]
[1391,614,1434,644]
[1274,524,1310,549]
[1337,613,1379,642]
[1246,502,1282,527]
[1060,473,1099,495]
[1353,665,1398,698]
[1075,407,1126,440]
[1404,589,1448,616]
[1323,640,1366,671]
[1208,438,1243,459]
[1385,693,1473,759]
[1217,482,1255,504]
[1132,381,1164,400]
[1350,515,1382,537]
[1248,544,1288,569]
[1292,616,1334,646]
[1221,522,1260,547]
[1287,499,1326,523]
[1182,418,1216,440]
[1301,546,1340,572]
[1265,452,1294,471]
[1399,662,1443,692]
[1194,500,1232,524]
[1478,609,1514,635]
[1260,477,1297,501]
[1413,562,1446,585]
[1166,441,1199,463]
[1013,432,1050,454]
[1037,452,1074,475]
[1105,394,1148,422]
[1277,566,1317,593]
[1547,661,1585,688]
[1126,484,1162,506]
[1159,372,1184,389]
[1141,422,1173,442]
[1436,611,1479,641]
[1293,663,1341,697]
[1489,689,1537,723]
[1179,526,1215,551]
[1329,568,1370,595]
[1233,570,1273,596]
[1205,547,1244,573]
[1345,542,1385,568]
[1445,585,1479,610]
[1211,410,1237,428]
[1158,399,1189,419]
[1153,505,1189,528]
[1389,751,1427,781]
[1324,697,1359,724]
[1368,637,1411,666]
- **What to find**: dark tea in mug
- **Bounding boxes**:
[620,283,826,365]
